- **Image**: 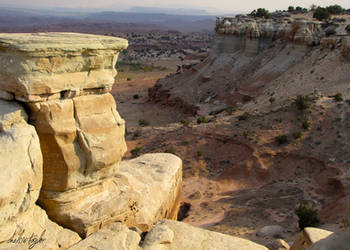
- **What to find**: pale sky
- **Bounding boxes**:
[1,0,350,13]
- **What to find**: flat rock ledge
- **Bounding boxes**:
[0,32,128,102]
[39,153,182,238]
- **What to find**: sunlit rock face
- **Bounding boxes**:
[0,32,183,240]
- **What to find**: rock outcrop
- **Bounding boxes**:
[0,32,183,245]
[142,220,268,249]
[0,99,81,249]
[308,228,350,250]
[290,227,333,250]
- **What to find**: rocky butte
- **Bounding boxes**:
[0,32,271,249]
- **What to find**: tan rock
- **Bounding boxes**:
[0,33,128,101]
[307,228,350,250]
[39,153,182,237]
[0,100,42,227]
[0,206,81,250]
[27,93,126,192]
[142,220,268,250]
[68,222,140,250]
[266,239,290,250]
[290,227,333,250]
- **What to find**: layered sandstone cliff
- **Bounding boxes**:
[0,32,184,248]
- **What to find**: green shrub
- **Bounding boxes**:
[127,77,132,81]
[302,120,311,130]
[165,146,176,155]
[197,151,203,157]
[197,116,208,124]
[295,95,312,110]
[275,134,288,145]
[326,5,344,14]
[288,6,295,12]
[139,119,151,126]
[269,97,276,104]
[133,94,140,99]
[130,147,142,157]
[313,7,331,21]
[295,201,320,229]
[250,8,270,19]
[243,130,249,138]
[238,112,250,121]
[293,131,302,139]
[180,119,190,126]
[333,93,343,102]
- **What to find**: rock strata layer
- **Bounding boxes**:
[0,33,128,102]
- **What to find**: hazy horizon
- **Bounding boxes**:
[1,1,350,14]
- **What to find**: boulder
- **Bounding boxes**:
[0,99,81,249]
[0,33,128,101]
[290,227,333,250]
[142,220,268,250]
[0,206,81,250]
[266,239,290,250]
[256,225,285,237]
[39,153,182,237]
[28,93,127,192]
[308,228,350,250]
[0,100,42,228]
[68,222,140,250]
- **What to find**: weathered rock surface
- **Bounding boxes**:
[215,16,323,45]
[290,227,333,250]
[142,220,268,250]
[28,93,126,192]
[266,239,290,250]
[39,153,182,237]
[344,203,350,228]
[0,100,41,228]
[0,206,81,250]
[308,228,350,250]
[256,225,285,237]
[68,222,140,250]
[0,99,81,249]
[0,33,128,102]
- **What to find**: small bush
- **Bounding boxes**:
[180,119,190,126]
[250,8,270,19]
[130,147,142,157]
[326,4,344,14]
[197,116,208,124]
[243,130,249,138]
[165,146,176,155]
[275,134,288,145]
[333,93,343,102]
[293,131,302,139]
[288,6,295,12]
[238,112,250,121]
[269,97,276,104]
[127,77,132,81]
[313,7,331,21]
[295,95,312,110]
[133,94,140,99]
[302,120,311,130]
[295,201,320,229]
[197,151,203,157]
[139,119,151,126]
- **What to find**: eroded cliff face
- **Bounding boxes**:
[150,15,350,112]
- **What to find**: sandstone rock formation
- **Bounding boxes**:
[0,99,81,249]
[142,220,268,249]
[308,228,350,250]
[290,227,333,250]
[0,32,183,244]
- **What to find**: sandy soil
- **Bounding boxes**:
[112,42,350,247]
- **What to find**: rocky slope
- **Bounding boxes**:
[0,32,273,249]
[144,14,350,247]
